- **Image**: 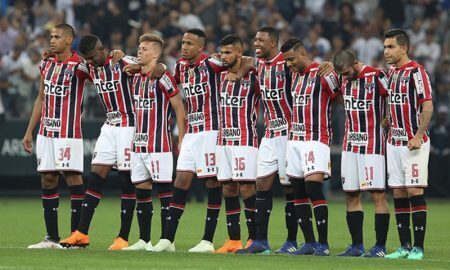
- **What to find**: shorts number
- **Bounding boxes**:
[412,164,419,178]
[124,148,131,161]
[151,160,160,174]
[234,157,245,171]
[365,166,374,181]
[58,148,71,161]
[305,151,315,164]
[204,153,216,166]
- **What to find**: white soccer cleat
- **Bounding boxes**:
[188,240,214,253]
[122,239,148,251]
[150,239,174,252]
[28,236,63,249]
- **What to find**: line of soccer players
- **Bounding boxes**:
[23,23,432,260]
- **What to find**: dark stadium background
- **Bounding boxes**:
[0,0,449,197]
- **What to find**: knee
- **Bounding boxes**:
[305,181,323,198]
[407,188,424,198]
[239,183,255,198]
[135,181,152,190]
[41,173,59,189]
[346,192,361,207]
[370,191,387,205]
[223,182,239,197]
[64,173,83,186]
[256,178,271,191]
[204,178,220,189]
[118,171,134,193]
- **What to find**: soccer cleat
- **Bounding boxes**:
[364,245,387,258]
[407,247,424,260]
[108,237,128,250]
[122,239,148,251]
[337,244,364,257]
[235,240,270,254]
[214,239,243,253]
[189,240,215,253]
[28,236,63,249]
[292,242,317,255]
[244,239,253,249]
[151,239,175,252]
[274,240,298,254]
[60,231,90,248]
[313,243,330,256]
[385,246,410,259]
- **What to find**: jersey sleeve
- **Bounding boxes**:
[39,59,47,77]
[251,70,261,95]
[159,71,179,98]
[122,55,138,66]
[174,63,181,84]
[412,66,433,103]
[321,71,340,99]
[377,70,389,96]
[206,57,227,73]
[75,61,91,81]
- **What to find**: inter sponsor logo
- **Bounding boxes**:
[183,82,208,97]
[261,87,283,100]
[344,96,372,111]
[347,132,368,146]
[94,79,120,93]
[222,128,241,140]
[43,117,61,132]
[134,96,155,110]
[269,118,288,131]
[293,94,311,106]
[391,128,408,141]
[188,112,205,125]
[134,133,149,146]
[389,92,407,104]
[291,122,305,136]
[220,94,245,107]
[106,111,122,124]
[43,80,69,96]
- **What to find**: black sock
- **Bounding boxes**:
[243,195,256,240]
[78,173,104,235]
[375,213,390,247]
[255,190,272,240]
[118,171,135,241]
[285,192,297,241]
[306,181,328,244]
[347,211,364,246]
[165,187,188,242]
[410,195,427,249]
[291,178,316,243]
[157,183,172,239]
[393,198,412,248]
[202,187,222,242]
[225,196,241,240]
[70,184,84,233]
[135,188,153,243]
[42,188,59,241]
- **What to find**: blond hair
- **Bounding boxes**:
[139,33,164,50]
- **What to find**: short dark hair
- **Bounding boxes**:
[384,29,410,52]
[333,50,356,72]
[186,28,206,39]
[257,27,279,43]
[54,23,75,38]
[79,35,99,55]
[280,38,304,53]
[220,34,243,47]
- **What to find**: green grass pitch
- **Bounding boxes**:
[1,197,450,269]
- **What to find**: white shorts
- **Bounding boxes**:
[341,151,386,192]
[257,136,289,185]
[130,152,173,183]
[91,124,134,171]
[36,135,83,173]
[286,140,331,180]
[387,141,430,188]
[217,145,258,182]
[176,131,219,178]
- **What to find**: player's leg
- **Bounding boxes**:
[240,182,256,248]
[156,182,172,241]
[364,191,389,258]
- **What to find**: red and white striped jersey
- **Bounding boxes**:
[39,53,90,139]
[174,53,225,134]
[88,55,137,127]
[387,61,433,146]
[132,71,179,153]
[289,62,339,146]
[256,52,293,138]
[341,66,389,155]
[218,68,260,147]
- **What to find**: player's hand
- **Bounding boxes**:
[150,63,167,79]
[123,64,141,76]
[318,61,334,76]
[225,72,240,82]
[22,133,33,154]
[41,49,53,60]
[407,135,422,151]
[110,50,125,64]
[381,117,390,129]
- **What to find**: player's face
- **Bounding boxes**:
[138,41,159,66]
[254,32,274,59]
[50,28,72,54]
[384,37,405,65]
[283,49,304,73]
[220,44,240,67]
[81,42,106,68]
[181,33,203,61]
[338,65,358,81]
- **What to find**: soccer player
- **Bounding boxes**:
[22,24,89,248]
[278,38,339,256]
[333,50,390,257]
[237,27,299,254]
[383,29,433,260]
[214,34,260,253]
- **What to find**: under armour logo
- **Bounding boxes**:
[317,219,326,225]
[53,208,59,211]
[71,209,77,213]
[286,212,292,217]
[121,210,127,214]
[227,223,232,226]
[137,210,142,214]
[207,217,211,221]
[397,223,402,228]
[82,203,88,207]
[415,226,424,231]
[298,218,302,223]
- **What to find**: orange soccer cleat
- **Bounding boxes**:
[60,230,90,248]
[244,239,254,249]
[214,239,243,253]
[108,237,129,250]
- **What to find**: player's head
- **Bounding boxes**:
[280,38,308,72]
[50,24,75,54]
[384,29,410,65]
[254,27,279,59]
[138,33,164,66]
[333,49,359,80]
[79,35,106,68]
[181,28,205,61]
[219,34,244,68]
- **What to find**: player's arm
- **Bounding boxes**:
[227,56,256,81]
[318,61,334,76]
[169,92,186,150]
[408,100,433,151]
[22,77,44,154]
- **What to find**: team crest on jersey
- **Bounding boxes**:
[240,79,251,88]
[188,68,195,78]
[364,82,375,93]
[198,65,208,76]
[400,76,410,86]
[307,78,316,87]
[275,71,285,81]
[55,65,61,74]
[109,62,120,72]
